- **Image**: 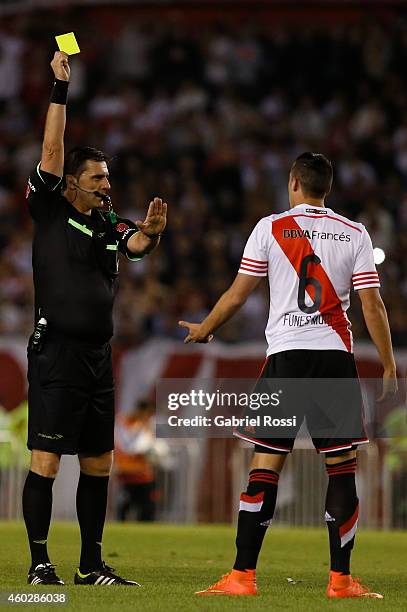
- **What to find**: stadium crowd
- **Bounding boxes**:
[1,10,407,347]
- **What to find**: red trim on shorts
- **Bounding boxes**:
[317,443,353,453]
[317,438,369,453]
[233,430,292,452]
[257,356,269,380]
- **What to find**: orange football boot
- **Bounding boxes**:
[195,569,257,596]
[326,571,383,599]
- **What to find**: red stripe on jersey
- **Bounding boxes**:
[240,261,268,270]
[291,214,362,233]
[339,504,359,538]
[353,276,379,282]
[272,216,352,352]
[239,265,267,274]
[352,271,378,278]
[353,281,380,287]
[241,257,268,265]
[240,261,267,272]
[353,276,380,285]
[353,275,379,282]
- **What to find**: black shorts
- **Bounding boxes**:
[234,349,368,454]
[27,334,115,455]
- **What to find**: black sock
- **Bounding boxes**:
[76,472,109,573]
[233,469,279,571]
[22,470,55,570]
[325,458,358,575]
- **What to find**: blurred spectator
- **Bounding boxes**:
[357,197,394,252]
[115,399,169,522]
[0,29,24,102]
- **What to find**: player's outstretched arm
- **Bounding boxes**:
[40,51,70,177]
[127,197,167,255]
[179,273,262,343]
[358,287,398,399]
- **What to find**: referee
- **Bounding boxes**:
[22,52,167,586]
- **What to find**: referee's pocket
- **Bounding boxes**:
[37,340,65,386]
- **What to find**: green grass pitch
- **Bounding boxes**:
[0,522,405,611]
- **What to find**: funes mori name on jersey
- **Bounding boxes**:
[283,313,333,327]
[283,229,351,242]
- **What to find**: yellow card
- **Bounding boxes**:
[55,32,80,55]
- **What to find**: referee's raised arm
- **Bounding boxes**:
[40,52,70,178]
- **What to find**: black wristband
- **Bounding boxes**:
[50,79,69,105]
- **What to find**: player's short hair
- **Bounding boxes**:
[290,152,333,198]
[64,146,110,178]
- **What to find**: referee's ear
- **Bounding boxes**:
[65,174,75,190]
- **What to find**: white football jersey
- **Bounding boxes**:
[238,203,380,355]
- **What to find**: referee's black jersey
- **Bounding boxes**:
[26,163,142,343]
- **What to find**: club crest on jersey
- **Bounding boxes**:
[116,223,129,233]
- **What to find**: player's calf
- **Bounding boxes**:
[324,456,382,598]
[196,467,279,595]
[324,456,358,576]
[234,468,279,571]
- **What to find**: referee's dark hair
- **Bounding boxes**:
[290,152,333,198]
[64,146,110,179]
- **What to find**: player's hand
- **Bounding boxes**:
[377,368,398,402]
[51,51,70,82]
[136,197,167,238]
[178,321,214,344]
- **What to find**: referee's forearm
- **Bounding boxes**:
[42,103,66,156]
[127,232,160,256]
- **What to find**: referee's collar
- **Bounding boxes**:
[66,200,97,222]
